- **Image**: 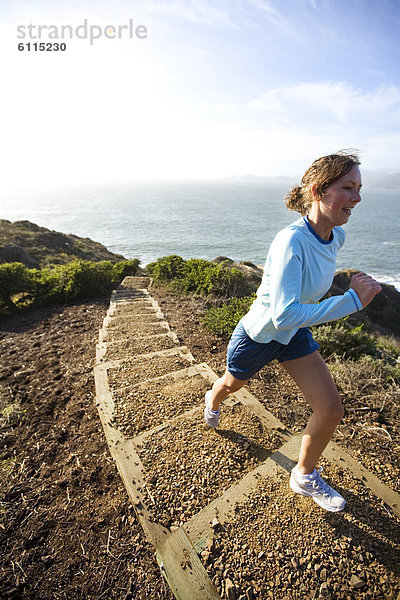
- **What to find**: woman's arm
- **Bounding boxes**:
[269,250,364,330]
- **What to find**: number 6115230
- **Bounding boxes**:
[18,42,67,51]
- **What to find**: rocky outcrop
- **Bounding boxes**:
[326,269,400,337]
[0,245,39,268]
[0,220,126,267]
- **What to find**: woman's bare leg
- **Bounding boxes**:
[209,370,248,411]
[281,350,344,474]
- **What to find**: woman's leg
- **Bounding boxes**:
[280,350,344,474]
[209,370,248,411]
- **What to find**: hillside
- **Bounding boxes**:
[211,258,400,337]
[0,220,125,267]
[1,281,398,599]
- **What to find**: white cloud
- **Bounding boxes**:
[137,0,240,28]
[247,0,303,40]
[1,2,399,187]
[249,82,400,127]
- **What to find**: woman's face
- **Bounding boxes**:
[318,165,362,228]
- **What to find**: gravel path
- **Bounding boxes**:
[95,278,400,600]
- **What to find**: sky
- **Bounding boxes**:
[1,0,399,188]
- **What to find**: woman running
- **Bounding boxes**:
[204,151,382,512]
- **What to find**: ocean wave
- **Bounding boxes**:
[369,273,400,292]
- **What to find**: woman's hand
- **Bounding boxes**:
[350,272,382,308]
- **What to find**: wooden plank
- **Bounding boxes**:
[95,345,195,368]
[94,363,169,546]
[107,312,163,323]
[323,441,400,518]
[183,435,302,551]
[99,322,170,343]
[156,528,221,600]
[109,306,165,319]
[194,363,292,440]
[96,342,107,364]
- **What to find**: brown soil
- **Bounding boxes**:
[204,461,400,599]
[0,300,174,600]
[0,287,399,599]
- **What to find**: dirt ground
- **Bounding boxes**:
[0,300,174,600]
[0,288,399,599]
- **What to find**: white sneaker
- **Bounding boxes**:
[204,390,220,428]
[290,466,346,512]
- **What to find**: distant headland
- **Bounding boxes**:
[0,219,125,268]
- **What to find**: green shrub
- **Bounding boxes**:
[0,259,139,316]
[329,354,400,393]
[34,259,140,304]
[202,294,256,337]
[146,255,246,297]
[0,262,33,312]
[361,355,400,384]
[112,259,140,282]
[376,335,400,365]
[35,261,108,304]
[147,255,185,283]
[313,318,378,361]
[178,259,244,296]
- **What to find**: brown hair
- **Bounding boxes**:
[284,150,361,216]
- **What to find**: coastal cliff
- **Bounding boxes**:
[0,219,125,267]
[0,220,399,338]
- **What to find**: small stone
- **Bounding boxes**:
[320,568,327,581]
[291,557,299,569]
[206,538,215,551]
[350,574,365,589]
[319,582,330,597]
[211,518,221,529]
[225,578,237,600]
[314,563,322,574]
[258,551,265,559]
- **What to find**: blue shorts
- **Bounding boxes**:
[226,322,320,381]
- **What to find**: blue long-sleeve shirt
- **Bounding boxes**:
[241,216,363,344]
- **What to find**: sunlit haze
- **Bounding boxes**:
[1,0,399,190]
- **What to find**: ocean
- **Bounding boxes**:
[2,180,399,290]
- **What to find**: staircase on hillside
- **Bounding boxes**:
[94,277,400,600]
